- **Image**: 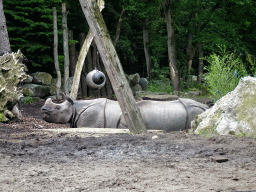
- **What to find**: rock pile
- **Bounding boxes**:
[126,73,148,98]
[192,76,256,137]
[21,72,54,103]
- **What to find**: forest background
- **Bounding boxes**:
[2,0,256,98]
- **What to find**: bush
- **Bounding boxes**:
[205,51,247,100]
[147,79,173,94]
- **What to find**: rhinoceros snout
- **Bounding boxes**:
[41,107,53,114]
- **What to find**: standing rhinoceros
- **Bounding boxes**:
[41,95,208,131]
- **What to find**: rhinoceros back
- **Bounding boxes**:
[137,100,187,131]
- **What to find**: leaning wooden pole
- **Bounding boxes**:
[79,0,147,134]
[70,0,104,99]
[53,7,61,100]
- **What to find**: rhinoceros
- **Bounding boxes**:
[41,95,208,131]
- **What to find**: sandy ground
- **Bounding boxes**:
[0,101,256,192]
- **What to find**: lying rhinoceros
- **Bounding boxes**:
[41,95,208,131]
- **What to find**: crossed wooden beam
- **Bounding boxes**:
[70,0,147,134]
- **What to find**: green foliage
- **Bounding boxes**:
[0,112,4,122]
[23,96,35,104]
[2,0,256,82]
[197,126,219,137]
[4,0,62,74]
[205,49,248,100]
[147,79,173,94]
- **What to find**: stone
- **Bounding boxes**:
[139,78,148,90]
[210,156,228,163]
[23,75,33,83]
[192,76,256,137]
[188,88,202,97]
[31,72,52,85]
[128,73,140,85]
[49,78,57,96]
[22,84,50,98]
[152,135,159,140]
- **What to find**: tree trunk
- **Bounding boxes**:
[53,7,61,100]
[69,30,77,77]
[184,31,197,81]
[198,42,203,84]
[78,33,88,98]
[113,9,125,47]
[164,0,180,91]
[79,0,147,134]
[62,3,69,94]
[143,17,152,81]
[70,0,104,100]
[0,0,11,54]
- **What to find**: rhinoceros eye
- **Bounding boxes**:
[56,105,61,110]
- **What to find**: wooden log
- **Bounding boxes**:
[79,33,88,98]
[53,7,61,100]
[69,30,77,77]
[79,0,147,134]
[62,3,69,94]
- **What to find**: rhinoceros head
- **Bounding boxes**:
[41,95,74,124]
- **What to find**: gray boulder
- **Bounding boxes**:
[192,76,256,137]
[22,84,50,98]
[23,75,33,83]
[127,73,140,85]
[139,78,148,90]
[31,72,52,85]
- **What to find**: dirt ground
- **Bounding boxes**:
[0,100,256,192]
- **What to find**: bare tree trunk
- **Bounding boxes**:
[78,33,88,98]
[198,42,203,84]
[164,0,180,91]
[185,31,198,81]
[143,18,152,81]
[53,7,61,100]
[0,0,11,54]
[70,0,104,100]
[69,30,77,77]
[62,3,69,94]
[80,0,147,134]
[113,9,125,47]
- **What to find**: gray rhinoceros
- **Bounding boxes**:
[41,95,208,131]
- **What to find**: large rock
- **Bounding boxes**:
[49,78,57,96]
[22,84,50,98]
[139,78,148,90]
[31,72,52,85]
[192,76,256,137]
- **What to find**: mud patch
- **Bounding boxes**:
[0,101,256,191]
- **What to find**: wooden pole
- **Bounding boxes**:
[53,7,61,100]
[79,0,147,134]
[69,30,77,77]
[70,0,104,99]
[62,3,69,94]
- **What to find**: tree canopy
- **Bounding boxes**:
[2,0,256,83]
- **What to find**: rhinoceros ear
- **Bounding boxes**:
[64,94,74,105]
